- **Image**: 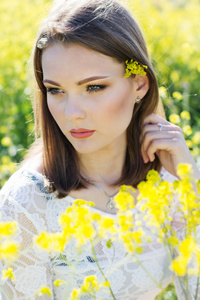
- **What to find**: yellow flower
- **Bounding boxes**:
[146,169,161,183]
[114,185,135,212]
[91,212,101,222]
[197,180,200,195]
[1,155,11,164]
[182,125,192,136]
[59,202,97,248]
[35,232,66,253]
[192,131,200,144]
[98,217,116,238]
[177,163,193,180]
[0,240,20,261]
[2,268,15,280]
[81,275,100,293]
[101,281,110,287]
[37,286,52,297]
[172,91,182,101]
[171,237,196,277]
[124,59,148,77]
[70,288,80,299]
[73,199,95,207]
[170,258,187,276]
[169,113,181,124]
[54,279,67,287]
[180,110,191,120]
[118,212,134,233]
[1,137,12,147]
[167,236,179,247]
[0,221,18,238]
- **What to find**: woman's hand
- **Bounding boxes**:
[141,113,200,179]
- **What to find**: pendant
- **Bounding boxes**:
[106,198,115,211]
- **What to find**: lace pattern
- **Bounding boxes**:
[0,167,198,299]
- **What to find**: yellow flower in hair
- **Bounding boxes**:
[125,59,148,77]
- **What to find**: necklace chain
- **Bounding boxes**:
[83,177,117,211]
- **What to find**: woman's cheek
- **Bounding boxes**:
[47,98,63,119]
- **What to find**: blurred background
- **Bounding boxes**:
[0,1,200,298]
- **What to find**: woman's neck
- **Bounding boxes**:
[78,147,126,187]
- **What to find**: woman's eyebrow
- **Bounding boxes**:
[43,79,61,86]
[77,76,109,85]
[43,76,109,87]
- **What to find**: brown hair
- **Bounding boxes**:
[30,0,161,197]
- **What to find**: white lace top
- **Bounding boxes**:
[0,167,198,300]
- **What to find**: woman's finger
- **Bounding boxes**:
[141,130,184,162]
[143,113,169,126]
[145,137,186,162]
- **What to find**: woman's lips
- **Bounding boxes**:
[70,129,95,139]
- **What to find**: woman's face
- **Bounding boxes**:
[42,43,144,155]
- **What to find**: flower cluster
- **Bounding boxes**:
[170,164,200,279]
[124,59,148,77]
[35,189,146,298]
[0,215,20,282]
[137,170,173,241]
[34,165,200,298]
[0,217,19,262]
[70,275,110,299]
[2,164,200,299]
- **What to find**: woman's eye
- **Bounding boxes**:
[87,85,106,93]
[46,88,64,95]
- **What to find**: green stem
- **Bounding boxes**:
[133,255,164,290]
[91,241,116,300]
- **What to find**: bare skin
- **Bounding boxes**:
[36,43,200,212]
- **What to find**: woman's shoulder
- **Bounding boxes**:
[0,159,52,214]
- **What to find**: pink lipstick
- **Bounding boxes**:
[70,128,95,139]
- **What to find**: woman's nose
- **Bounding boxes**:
[64,97,86,121]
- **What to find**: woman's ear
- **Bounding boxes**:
[135,74,149,99]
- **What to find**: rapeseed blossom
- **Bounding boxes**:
[54,279,67,287]
[2,268,15,280]
[70,275,110,299]
[169,113,181,124]
[32,164,200,299]
[0,215,20,261]
[35,286,52,297]
[180,111,191,121]
[124,59,148,77]
[183,125,192,136]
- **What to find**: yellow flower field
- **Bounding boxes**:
[1,0,200,299]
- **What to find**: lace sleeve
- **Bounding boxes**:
[0,169,54,300]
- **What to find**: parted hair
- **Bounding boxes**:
[29,0,161,197]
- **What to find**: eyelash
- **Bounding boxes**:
[46,85,107,95]
[46,88,64,95]
[86,85,107,93]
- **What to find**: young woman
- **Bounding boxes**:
[0,0,200,299]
